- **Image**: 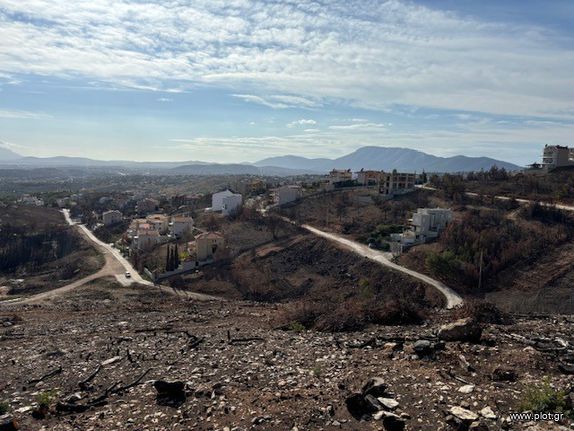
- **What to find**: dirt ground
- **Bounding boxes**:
[1,279,573,430]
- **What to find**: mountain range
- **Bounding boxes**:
[255,146,520,173]
[0,144,520,175]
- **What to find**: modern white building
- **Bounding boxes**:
[542,145,574,171]
[410,208,453,242]
[390,207,453,254]
[102,210,122,226]
[277,185,302,206]
[221,193,243,216]
[171,216,194,238]
[212,189,235,211]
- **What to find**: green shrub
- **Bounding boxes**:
[519,379,568,413]
[0,401,9,415]
[36,390,58,408]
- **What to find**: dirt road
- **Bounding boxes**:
[301,224,463,309]
[4,211,220,305]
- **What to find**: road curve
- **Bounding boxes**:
[301,224,463,309]
[2,211,220,305]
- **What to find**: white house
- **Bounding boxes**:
[411,208,453,241]
[277,185,302,206]
[171,216,194,238]
[212,189,235,211]
[102,210,122,226]
[222,193,243,216]
[542,145,574,171]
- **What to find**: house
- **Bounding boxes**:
[134,230,161,250]
[356,169,382,186]
[328,169,353,185]
[410,208,453,242]
[212,190,235,211]
[102,210,122,226]
[542,145,574,171]
[137,198,159,215]
[171,215,194,238]
[277,185,303,206]
[221,193,243,216]
[19,195,44,206]
[195,232,225,261]
[146,214,169,233]
[390,207,452,254]
[379,171,416,196]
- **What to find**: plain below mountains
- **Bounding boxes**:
[0,145,520,176]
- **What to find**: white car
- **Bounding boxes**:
[125,272,131,278]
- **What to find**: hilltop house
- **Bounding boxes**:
[137,198,159,215]
[542,145,574,171]
[102,210,122,226]
[170,215,194,238]
[221,193,243,216]
[328,169,353,185]
[356,169,382,186]
[390,207,453,254]
[277,185,303,206]
[195,232,225,261]
[379,171,416,196]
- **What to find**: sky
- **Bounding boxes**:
[0,0,573,165]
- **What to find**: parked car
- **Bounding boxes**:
[125,272,131,278]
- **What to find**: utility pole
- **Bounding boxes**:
[478,249,484,291]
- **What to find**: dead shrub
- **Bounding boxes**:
[367,298,427,325]
[314,299,367,332]
[279,300,329,329]
[453,299,511,324]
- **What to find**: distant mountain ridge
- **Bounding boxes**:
[255,146,521,173]
[0,144,520,175]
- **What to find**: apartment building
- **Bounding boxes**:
[379,171,416,196]
[542,145,574,170]
[277,185,303,206]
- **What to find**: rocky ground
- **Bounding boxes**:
[1,279,574,431]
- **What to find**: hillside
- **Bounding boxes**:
[255,146,521,173]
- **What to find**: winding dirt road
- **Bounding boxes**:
[3,210,220,305]
[301,224,463,309]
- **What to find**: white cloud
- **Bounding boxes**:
[157,97,172,102]
[0,0,571,118]
[0,110,52,120]
[329,122,387,130]
[287,118,317,128]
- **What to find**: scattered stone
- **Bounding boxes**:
[491,367,517,382]
[153,380,186,407]
[449,406,479,422]
[361,377,388,397]
[438,318,482,343]
[458,384,475,394]
[558,362,574,375]
[469,420,489,430]
[0,418,18,431]
[377,411,406,431]
[479,406,496,420]
[413,340,434,357]
[100,356,122,366]
[377,397,399,410]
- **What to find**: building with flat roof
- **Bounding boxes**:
[542,145,574,171]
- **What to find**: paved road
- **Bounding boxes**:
[3,211,220,305]
[301,224,464,309]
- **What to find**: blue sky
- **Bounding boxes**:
[0,0,573,165]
